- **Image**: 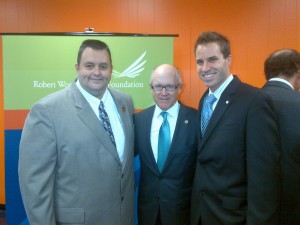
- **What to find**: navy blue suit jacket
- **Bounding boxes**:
[191,76,281,225]
[262,80,300,225]
[134,103,198,225]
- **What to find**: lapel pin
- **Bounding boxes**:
[226,101,229,104]
[122,106,126,112]
[184,120,189,124]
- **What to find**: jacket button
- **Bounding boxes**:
[121,196,124,201]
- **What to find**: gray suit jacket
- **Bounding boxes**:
[19,82,135,225]
[262,80,300,225]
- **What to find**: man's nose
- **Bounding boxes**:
[201,61,210,72]
[161,88,168,95]
[93,66,102,74]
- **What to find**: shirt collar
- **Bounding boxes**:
[76,79,109,105]
[154,101,180,119]
[209,74,233,99]
[269,78,294,90]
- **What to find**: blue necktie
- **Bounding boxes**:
[201,94,217,135]
[99,101,116,146]
[157,112,170,172]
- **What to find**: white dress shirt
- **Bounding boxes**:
[150,101,180,162]
[76,80,125,162]
[209,74,234,110]
[269,77,294,90]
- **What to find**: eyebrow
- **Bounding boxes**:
[208,56,219,60]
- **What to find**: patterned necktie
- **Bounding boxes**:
[157,111,170,172]
[201,94,217,135]
[99,101,116,146]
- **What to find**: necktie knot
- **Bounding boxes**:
[99,101,105,110]
[201,94,217,135]
[161,111,168,120]
[206,94,217,106]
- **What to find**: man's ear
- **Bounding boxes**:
[295,70,300,90]
[178,83,183,94]
[226,55,232,66]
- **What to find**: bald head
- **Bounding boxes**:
[264,49,300,80]
[150,64,183,110]
[150,64,182,84]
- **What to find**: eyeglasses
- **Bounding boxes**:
[150,84,181,92]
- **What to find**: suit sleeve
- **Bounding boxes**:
[246,92,281,225]
[19,103,57,225]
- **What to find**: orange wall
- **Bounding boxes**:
[0,0,299,204]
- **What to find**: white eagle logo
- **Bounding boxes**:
[113,51,146,78]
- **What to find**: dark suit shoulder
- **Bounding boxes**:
[133,105,155,121]
[231,77,277,104]
[179,103,197,118]
[180,103,197,111]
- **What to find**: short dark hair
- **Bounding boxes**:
[264,49,300,80]
[77,39,112,64]
[194,31,231,59]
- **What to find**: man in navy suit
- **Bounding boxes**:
[190,31,281,225]
[262,49,300,225]
[134,64,198,225]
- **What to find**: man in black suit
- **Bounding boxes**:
[134,64,198,225]
[262,49,300,225]
[190,31,281,225]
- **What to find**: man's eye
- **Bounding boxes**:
[100,64,108,70]
[86,64,94,69]
[166,85,174,89]
[209,58,218,62]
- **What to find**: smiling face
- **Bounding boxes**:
[150,64,182,111]
[195,42,231,92]
[75,47,112,99]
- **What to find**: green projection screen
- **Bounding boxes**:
[3,35,174,110]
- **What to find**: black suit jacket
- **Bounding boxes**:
[134,103,198,225]
[191,76,281,225]
[262,80,300,225]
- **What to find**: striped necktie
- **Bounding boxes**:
[201,94,217,135]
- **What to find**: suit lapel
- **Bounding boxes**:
[71,84,121,164]
[164,104,188,166]
[200,77,240,148]
[109,88,132,168]
[146,107,160,170]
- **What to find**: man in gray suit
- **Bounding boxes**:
[19,39,135,225]
[262,49,300,225]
